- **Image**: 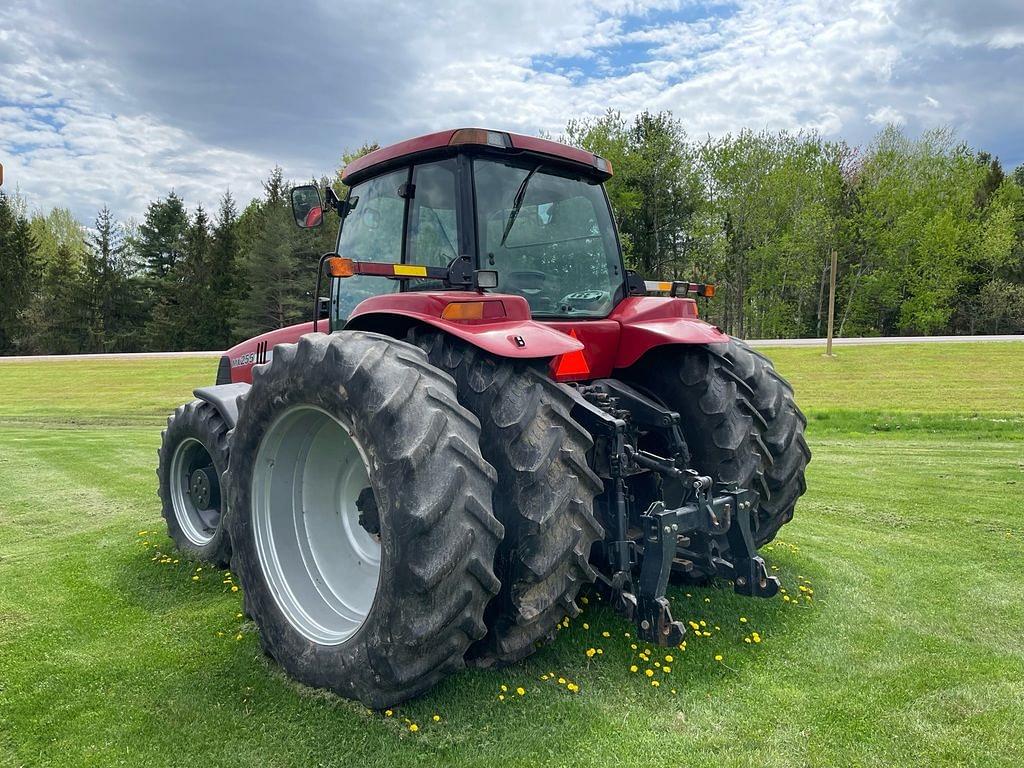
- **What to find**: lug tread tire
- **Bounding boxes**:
[630,338,809,555]
[156,399,231,567]
[412,329,603,667]
[224,332,502,708]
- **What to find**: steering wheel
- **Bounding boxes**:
[501,270,556,311]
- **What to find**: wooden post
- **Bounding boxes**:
[825,249,837,357]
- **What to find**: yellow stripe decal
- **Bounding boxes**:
[393,264,428,277]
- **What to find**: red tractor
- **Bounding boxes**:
[157,128,809,707]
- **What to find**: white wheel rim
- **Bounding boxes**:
[170,437,220,546]
[252,405,381,646]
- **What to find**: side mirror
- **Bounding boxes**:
[291,185,324,229]
[317,296,331,319]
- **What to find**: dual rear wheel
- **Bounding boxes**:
[157,330,807,707]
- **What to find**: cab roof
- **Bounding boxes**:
[341,128,613,185]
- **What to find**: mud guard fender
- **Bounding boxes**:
[346,292,584,360]
[194,383,251,430]
[608,296,730,369]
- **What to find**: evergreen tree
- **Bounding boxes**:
[206,192,239,348]
[137,191,188,279]
[0,192,36,353]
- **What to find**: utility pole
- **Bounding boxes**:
[825,249,837,357]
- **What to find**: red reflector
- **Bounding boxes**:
[553,330,590,380]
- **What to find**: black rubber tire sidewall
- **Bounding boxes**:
[157,400,232,567]
[224,332,502,708]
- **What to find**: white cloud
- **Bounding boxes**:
[1,0,1023,223]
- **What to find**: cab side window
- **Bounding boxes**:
[406,160,459,269]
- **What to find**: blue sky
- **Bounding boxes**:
[1,0,1022,222]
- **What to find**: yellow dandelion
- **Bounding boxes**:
[601,631,610,638]
[586,648,596,658]
[739,617,748,623]
[688,621,700,631]
[516,687,525,696]
[191,575,199,582]
[631,643,638,650]
[385,710,393,717]
[664,654,673,662]
[645,669,654,677]
[583,622,590,630]
[581,596,589,605]
[409,724,419,732]
[541,674,549,681]
[432,714,441,722]
[654,661,661,667]
[596,649,603,655]
[216,631,224,637]
[558,678,566,685]
[630,665,638,673]
[567,683,579,693]
[651,680,660,687]
[500,684,508,692]
[235,633,243,641]
[699,620,706,627]
[714,654,723,662]
[744,637,752,643]
[624,632,630,638]
[498,694,505,701]
[663,666,671,673]
[704,598,711,603]
[231,585,239,592]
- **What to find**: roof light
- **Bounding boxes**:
[593,156,612,175]
[449,129,512,149]
[440,300,507,321]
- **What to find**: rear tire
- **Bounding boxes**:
[224,332,503,708]
[627,339,809,564]
[157,400,231,567]
[412,329,603,667]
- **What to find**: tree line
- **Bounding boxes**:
[1,118,1022,355]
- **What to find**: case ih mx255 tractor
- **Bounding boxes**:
[157,128,810,707]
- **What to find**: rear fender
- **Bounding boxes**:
[223,321,316,384]
[609,296,729,368]
[346,291,583,360]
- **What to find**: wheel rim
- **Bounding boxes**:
[170,437,221,546]
[252,405,381,646]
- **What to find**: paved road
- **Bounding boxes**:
[1,335,1021,362]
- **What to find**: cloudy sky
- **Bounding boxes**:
[1,0,1022,222]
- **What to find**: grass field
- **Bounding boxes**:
[1,343,1022,767]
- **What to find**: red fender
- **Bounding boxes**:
[346,291,584,359]
[608,296,729,368]
[223,321,316,384]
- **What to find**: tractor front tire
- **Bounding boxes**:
[224,332,503,708]
[629,338,809,559]
[412,330,603,667]
[157,399,231,567]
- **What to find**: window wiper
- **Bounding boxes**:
[500,164,542,246]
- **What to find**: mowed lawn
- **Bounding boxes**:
[1,343,1022,768]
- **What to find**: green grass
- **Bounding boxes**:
[1,344,1022,767]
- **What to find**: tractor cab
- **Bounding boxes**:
[291,128,627,325]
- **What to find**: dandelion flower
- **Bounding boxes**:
[541,674,549,681]
[582,623,590,630]
[500,685,508,692]
[384,710,393,717]
[516,687,525,696]
[581,597,589,605]
[558,678,566,685]
[699,620,706,627]
[235,633,243,641]
[631,643,638,650]
[739,617,748,623]
[433,714,441,722]
[567,683,579,693]
[231,585,239,592]
[645,669,654,677]
[714,654,723,662]
[192,575,199,582]
[498,694,505,701]
[664,654,673,662]
[630,665,638,673]
[601,631,610,638]
[651,680,660,687]
[663,666,671,673]
[409,724,419,732]
[586,648,596,658]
